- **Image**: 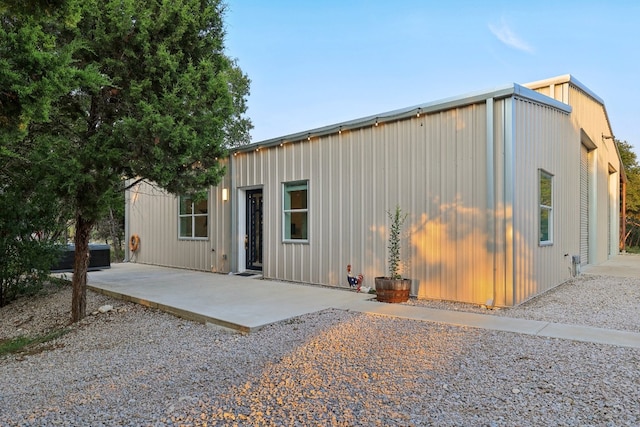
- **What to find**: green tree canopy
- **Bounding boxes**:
[1,0,251,320]
[618,140,640,216]
[616,139,640,250]
[1,0,79,305]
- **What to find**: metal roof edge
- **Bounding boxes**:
[233,84,514,153]
[523,74,605,105]
[524,74,615,153]
[233,80,571,153]
[513,83,572,113]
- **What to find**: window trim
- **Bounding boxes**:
[539,169,553,246]
[282,180,309,243]
[178,195,209,240]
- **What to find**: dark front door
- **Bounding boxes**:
[246,189,263,270]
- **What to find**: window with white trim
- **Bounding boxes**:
[179,195,208,239]
[539,170,553,245]
[283,181,308,241]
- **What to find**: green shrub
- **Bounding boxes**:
[0,184,68,307]
[0,238,62,306]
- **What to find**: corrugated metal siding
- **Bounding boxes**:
[491,98,510,306]
[511,97,578,305]
[211,170,233,273]
[127,77,619,307]
[232,102,497,304]
[528,80,621,265]
[224,93,577,306]
[128,182,208,270]
[127,162,232,272]
[568,86,620,263]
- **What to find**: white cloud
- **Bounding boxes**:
[488,18,534,54]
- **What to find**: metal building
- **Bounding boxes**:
[125,75,622,306]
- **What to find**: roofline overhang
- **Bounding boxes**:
[231,82,572,154]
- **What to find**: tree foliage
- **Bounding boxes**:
[1,0,251,320]
[0,0,82,145]
[0,145,71,306]
[618,140,640,215]
[617,140,640,249]
[0,192,66,307]
[0,0,76,306]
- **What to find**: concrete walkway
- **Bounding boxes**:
[87,260,640,349]
[581,252,640,278]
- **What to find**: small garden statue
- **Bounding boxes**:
[346,264,364,292]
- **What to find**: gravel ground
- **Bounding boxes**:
[0,274,639,426]
[405,274,640,333]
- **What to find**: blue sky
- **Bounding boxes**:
[224,1,639,152]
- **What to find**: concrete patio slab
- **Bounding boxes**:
[87,263,372,332]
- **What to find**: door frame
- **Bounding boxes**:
[236,186,264,272]
[245,188,264,271]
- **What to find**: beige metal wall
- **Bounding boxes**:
[126,168,232,272]
[526,77,621,265]
[231,102,496,303]
[230,95,575,306]
[568,86,621,263]
[510,97,579,304]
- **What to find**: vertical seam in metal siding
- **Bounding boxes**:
[230,154,237,273]
[504,97,515,306]
[486,98,496,305]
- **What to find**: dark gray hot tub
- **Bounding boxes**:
[52,244,111,272]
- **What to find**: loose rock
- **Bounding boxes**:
[0,274,639,426]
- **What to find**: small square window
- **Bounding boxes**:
[179,195,208,239]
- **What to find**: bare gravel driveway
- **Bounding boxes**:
[0,272,639,426]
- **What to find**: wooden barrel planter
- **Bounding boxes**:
[374,277,411,303]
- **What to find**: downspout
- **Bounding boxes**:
[486,97,496,307]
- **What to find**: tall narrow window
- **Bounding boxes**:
[179,195,208,239]
[283,181,308,242]
[539,170,553,245]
